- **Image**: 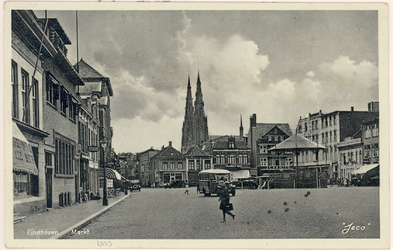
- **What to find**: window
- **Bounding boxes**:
[69,97,77,121]
[243,154,248,164]
[215,155,219,164]
[46,73,59,107]
[170,162,175,169]
[60,87,68,114]
[54,136,75,177]
[260,158,267,166]
[330,131,333,142]
[205,160,211,169]
[177,161,183,169]
[196,160,201,170]
[260,145,267,153]
[333,115,336,125]
[188,160,194,170]
[229,141,234,148]
[305,122,308,132]
[372,124,379,137]
[32,79,39,127]
[21,69,30,123]
[11,61,18,119]
[162,162,168,170]
[285,158,292,166]
[220,154,225,164]
[45,152,52,166]
[334,130,337,142]
[228,154,236,164]
[322,133,324,144]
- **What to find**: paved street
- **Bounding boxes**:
[68,186,379,239]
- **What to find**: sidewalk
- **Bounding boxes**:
[13,192,131,239]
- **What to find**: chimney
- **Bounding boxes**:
[319,110,322,115]
[169,141,172,147]
[351,107,354,112]
[250,114,257,127]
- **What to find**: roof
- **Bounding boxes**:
[185,145,212,157]
[76,59,104,78]
[153,145,183,158]
[199,169,231,175]
[202,135,249,151]
[268,134,325,151]
[353,164,379,175]
[252,123,292,139]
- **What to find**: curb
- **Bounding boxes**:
[50,193,131,239]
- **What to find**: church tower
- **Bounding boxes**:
[240,114,244,138]
[193,72,209,146]
[181,76,194,153]
[181,73,209,153]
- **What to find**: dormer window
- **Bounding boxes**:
[228,137,235,149]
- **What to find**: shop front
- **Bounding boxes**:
[13,122,47,214]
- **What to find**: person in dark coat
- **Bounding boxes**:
[218,182,235,222]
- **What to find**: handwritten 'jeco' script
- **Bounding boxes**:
[342,222,371,234]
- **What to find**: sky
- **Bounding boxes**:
[34,9,379,153]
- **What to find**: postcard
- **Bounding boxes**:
[4,1,389,249]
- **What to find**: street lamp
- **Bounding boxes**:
[101,139,108,206]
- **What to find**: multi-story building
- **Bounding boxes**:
[362,116,379,165]
[77,96,100,198]
[39,17,84,209]
[296,104,379,182]
[12,10,55,214]
[247,114,293,176]
[150,142,186,187]
[137,148,159,187]
[76,59,114,197]
[201,134,251,181]
[337,131,363,182]
[184,145,213,186]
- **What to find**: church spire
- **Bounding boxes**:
[194,72,209,145]
[240,114,244,138]
[181,75,194,153]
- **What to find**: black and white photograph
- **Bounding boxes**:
[4,1,389,249]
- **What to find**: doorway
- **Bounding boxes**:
[45,168,52,208]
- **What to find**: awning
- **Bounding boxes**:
[13,122,38,175]
[230,170,250,181]
[99,168,123,180]
[353,164,379,175]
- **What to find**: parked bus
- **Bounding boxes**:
[197,169,236,196]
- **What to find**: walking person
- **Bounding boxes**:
[218,182,235,222]
[184,181,189,195]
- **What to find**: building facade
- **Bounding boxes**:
[150,142,186,187]
[362,117,379,165]
[137,148,159,187]
[181,73,209,153]
[77,96,100,199]
[12,10,54,214]
[40,17,84,209]
[76,59,114,197]
[337,135,363,182]
[184,146,213,186]
[296,105,379,182]
[247,114,293,176]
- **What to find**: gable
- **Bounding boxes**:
[265,126,288,136]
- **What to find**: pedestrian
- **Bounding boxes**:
[184,182,189,195]
[218,181,235,222]
[197,183,200,194]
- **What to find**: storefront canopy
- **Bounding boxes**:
[13,122,38,175]
[99,168,123,181]
[231,170,251,181]
[268,134,326,152]
[353,164,379,175]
